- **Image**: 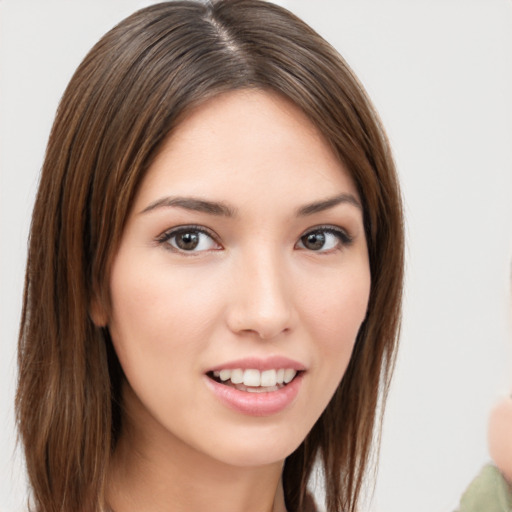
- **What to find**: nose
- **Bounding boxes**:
[225,249,295,340]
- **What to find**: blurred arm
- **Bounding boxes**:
[488,396,512,484]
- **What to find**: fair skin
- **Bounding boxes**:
[488,396,512,484]
[96,90,371,512]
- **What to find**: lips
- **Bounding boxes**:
[205,357,305,415]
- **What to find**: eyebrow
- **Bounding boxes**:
[140,192,362,217]
[296,193,362,216]
[140,196,236,217]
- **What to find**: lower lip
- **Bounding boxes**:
[205,373,303,417]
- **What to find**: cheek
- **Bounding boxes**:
[297,262,371,410]
[301,267,371,352]
[107,253,222,375]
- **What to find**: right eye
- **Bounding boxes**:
[157,227,221,253]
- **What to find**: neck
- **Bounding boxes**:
[106,386,287,512]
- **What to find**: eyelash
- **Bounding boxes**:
[155,224,353,254]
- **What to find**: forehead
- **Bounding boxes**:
[134,89,358,210]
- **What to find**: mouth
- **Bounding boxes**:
[207,368,302,393]
[205,361,305,416]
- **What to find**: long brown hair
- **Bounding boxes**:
[16,1,404,511]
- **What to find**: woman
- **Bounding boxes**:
[16,1,404,511]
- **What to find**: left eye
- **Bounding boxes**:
[159,228,220,253]
[296,228,350,252]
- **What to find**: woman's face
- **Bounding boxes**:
[105,90,371,468]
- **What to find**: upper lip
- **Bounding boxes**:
[207,356,306,373]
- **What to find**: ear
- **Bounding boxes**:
[89,296,108,327]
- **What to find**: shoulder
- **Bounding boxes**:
[456,464,512,512]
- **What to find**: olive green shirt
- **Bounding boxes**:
[456,464,512,512]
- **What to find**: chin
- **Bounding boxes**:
[191,423,307,469]
[210,445,297,469]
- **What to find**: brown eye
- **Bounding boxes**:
[175,232,200,250]
[296,227,352,252]
[301,232,326,251]
[158,227,220,253]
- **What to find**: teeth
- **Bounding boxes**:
[243,369,261,387]
[283,369,296,384]
[230,368,244,384]
[219,369,231,382]
[260,369,276,387]
[211,368,298,388]
[246,385,279,393]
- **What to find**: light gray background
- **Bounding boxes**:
[1,1,511,511]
